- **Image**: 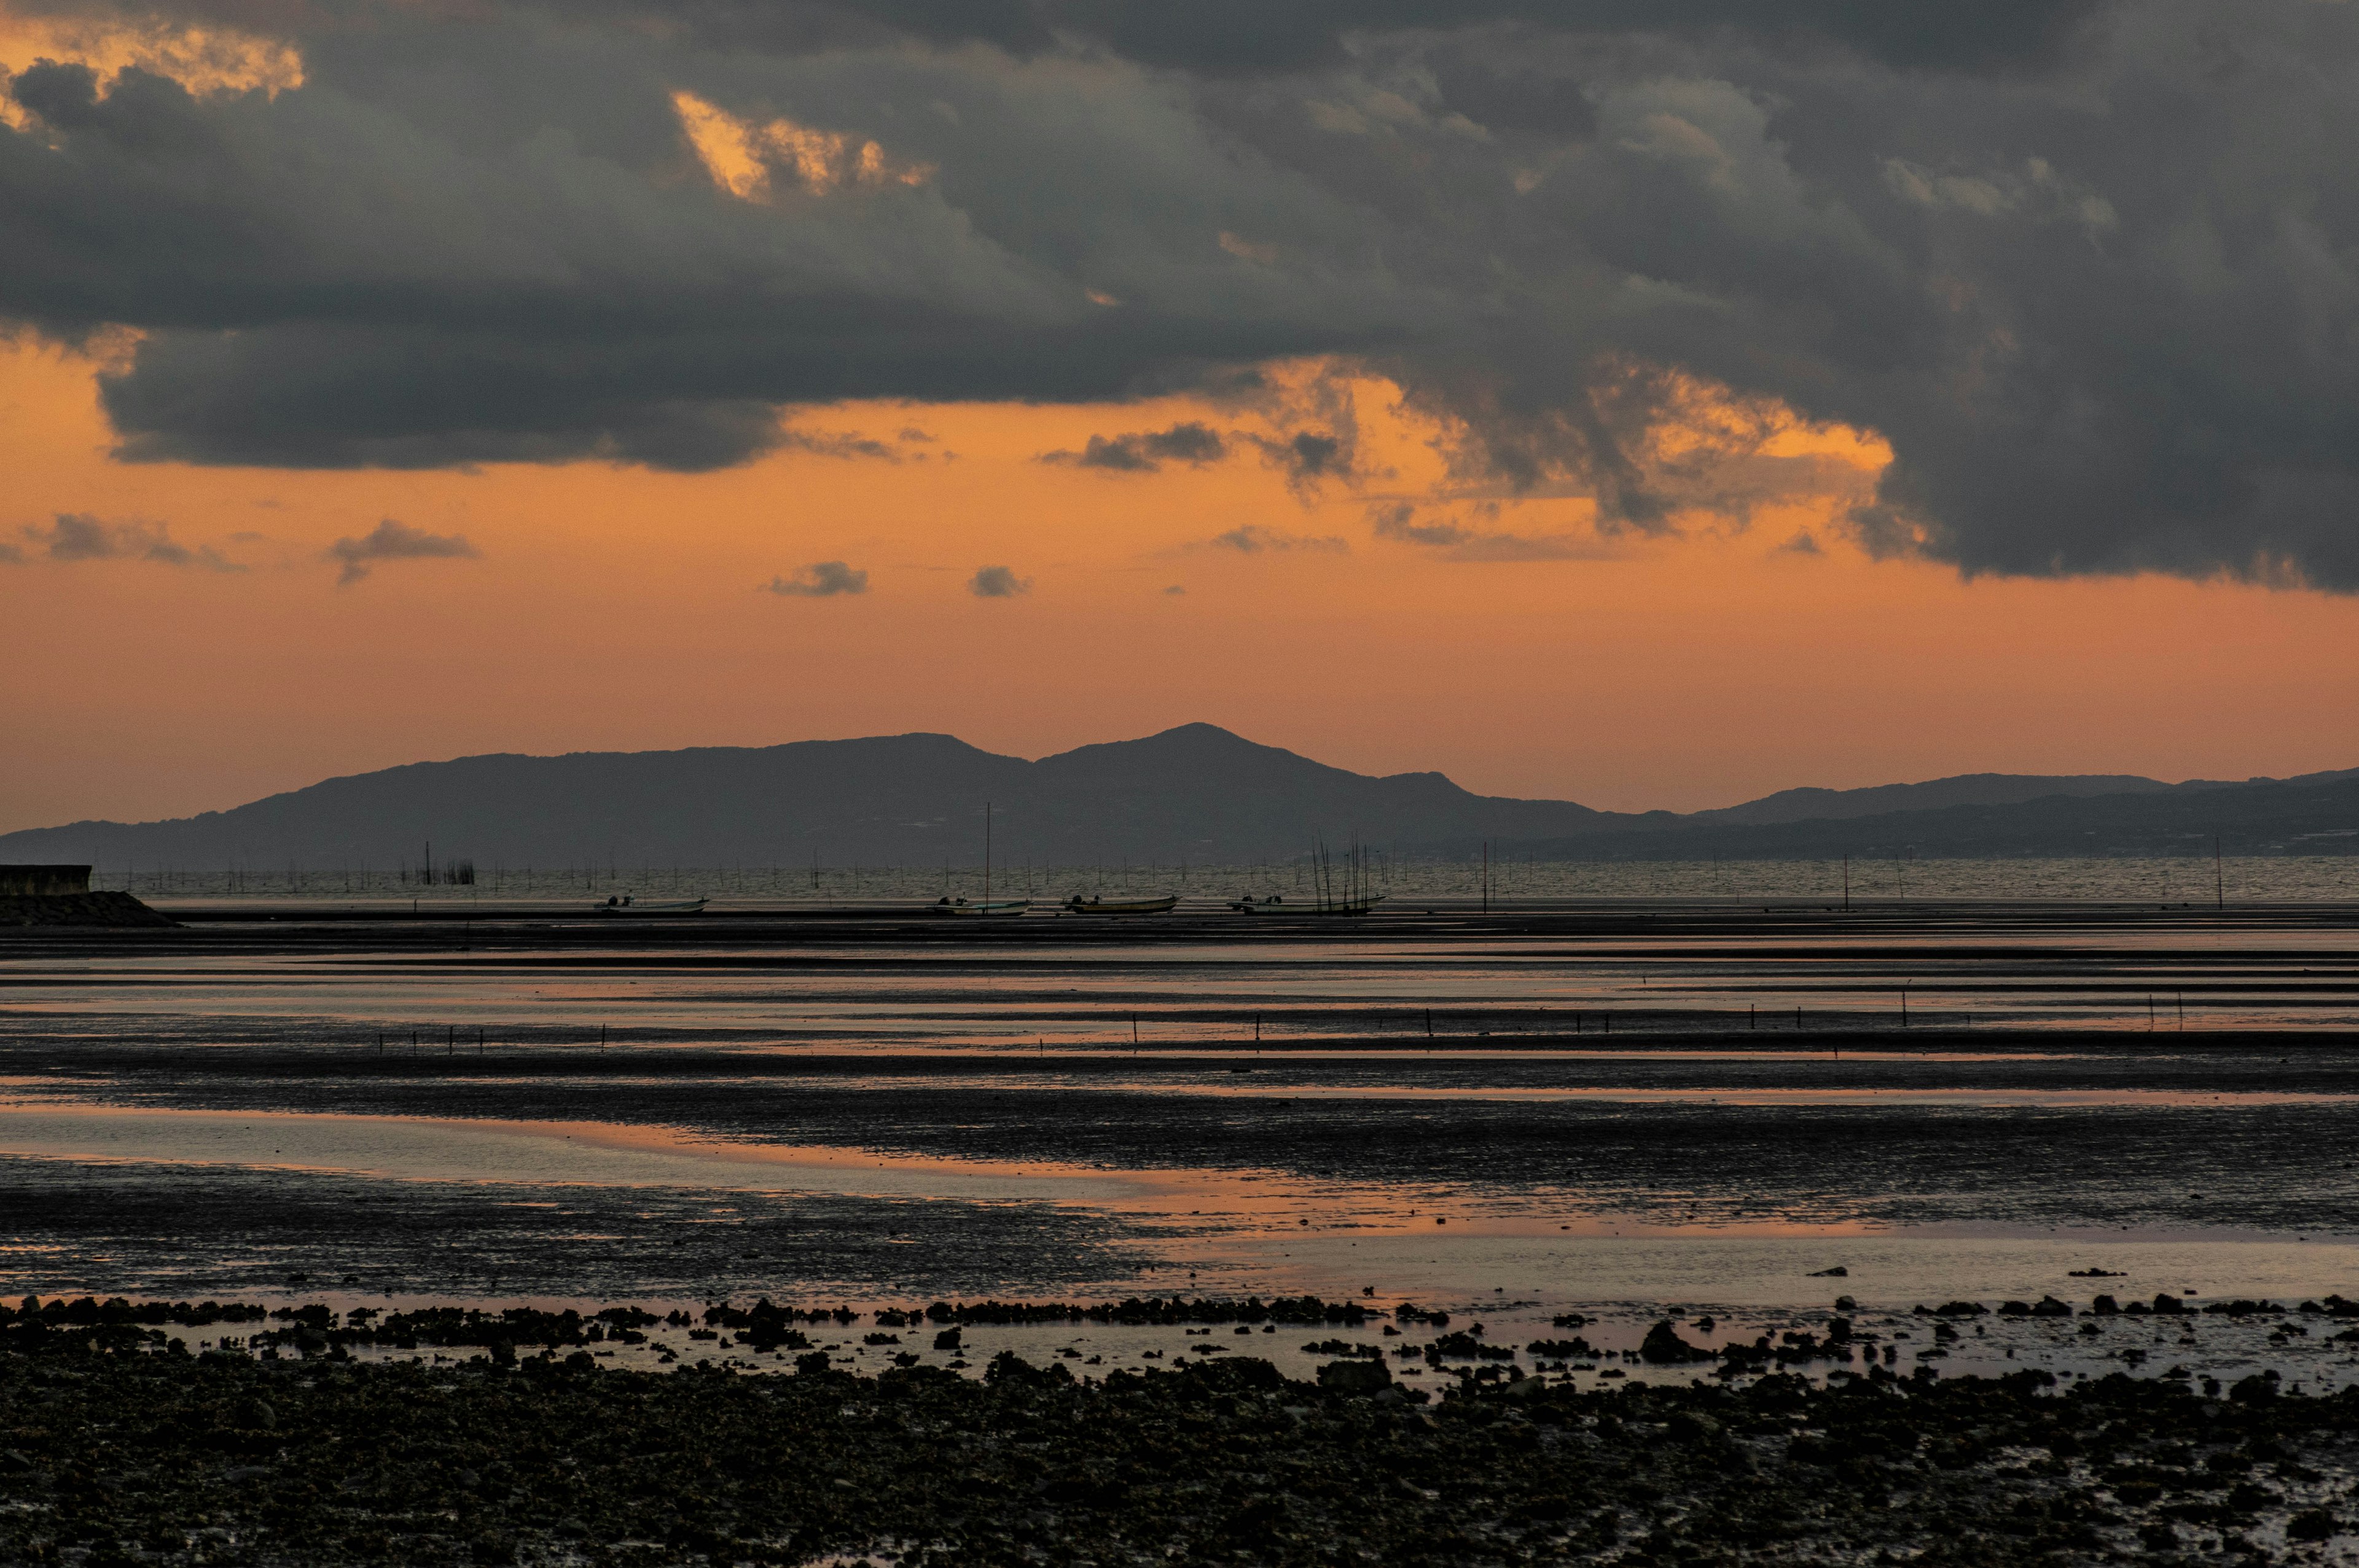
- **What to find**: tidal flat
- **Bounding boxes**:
[5,900,2359,1562]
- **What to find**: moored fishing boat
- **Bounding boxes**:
[1064,894,1178,915]
[929,897,1030,916]
[1314,892,1385,915]
[592,895,706,914]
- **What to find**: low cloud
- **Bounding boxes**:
[778,426,901,462]
[12,512,240,570]
[968,564,1031,598]
[762,560,869,597]
[1207,524,1348,554]
[1778,530,1824,556]
[1250,428,1358,497]
[1041,422,1229,473]
[326,518,479,585]
[1369,502,1613,562]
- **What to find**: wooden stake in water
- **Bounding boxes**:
[2215,836,2224,911]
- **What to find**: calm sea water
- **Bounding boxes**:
[100,854,2359,905]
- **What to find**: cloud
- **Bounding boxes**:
[777,426,901,461]
[562,1,2106,77]
[1162,583,1185,594]
[326,518,479,585]
[1369,502,1613,562]
[1206,524,1347,554]
[14,512,240,569]
[1250,429,1353,493]
[7,0,2359,587]
[1777,530,1823,556]
[1041,421,1229,472]
[762,560,869,596]
[968,564,1031,598]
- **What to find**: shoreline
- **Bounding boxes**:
[4,1319,2354,1566]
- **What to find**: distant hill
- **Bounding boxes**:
[4,725,2352,868]
[1482,776,2359,862]
[0,724,1613,872]
[1686,773,2171,827]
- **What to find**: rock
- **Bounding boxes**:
[933,1327,962,1351]
[1666,1411,1723,1442]
[1833,1295,1857,1311]
[2288,1509,2342,1542]
[2031,1296,2073,1317]
[2090,1295,2121,1316]
[1639,1321,1716,1365]
[1316,1359,1390,1394]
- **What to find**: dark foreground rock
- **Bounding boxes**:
[0,891,174,927]
[2,1336,2357,1566]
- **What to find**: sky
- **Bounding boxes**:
[4,0,2359,832]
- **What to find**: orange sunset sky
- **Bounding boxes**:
[7,1,2359,837]
[9,329,2357,836]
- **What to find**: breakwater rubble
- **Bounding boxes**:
[6,1306,2359,1566]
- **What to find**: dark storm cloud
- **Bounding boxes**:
[424,0,2108,75]
[10,0,2359,586]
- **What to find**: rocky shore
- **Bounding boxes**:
[6,1308,2358,1567]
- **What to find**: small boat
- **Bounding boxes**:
[1065,894,1178,915]
[1227,894,1288,913]
[928,897,1030,916]
[592,895,706,915]
[1313,893,1386,916]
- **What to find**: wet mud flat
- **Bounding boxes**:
[8,1328,2359,1568]
[0,1152,1157,1303]
[8,1042,2359,1244]
[10,905,2359,1340]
